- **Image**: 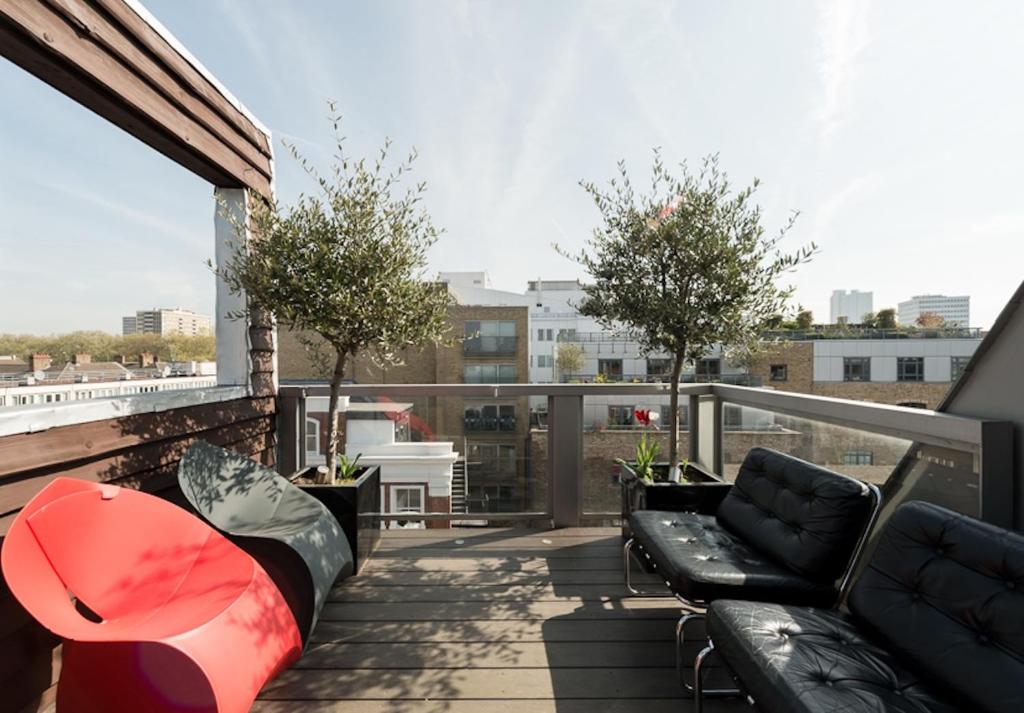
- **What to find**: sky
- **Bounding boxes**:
[1,0,1022,334]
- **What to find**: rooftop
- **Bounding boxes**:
[252,527,744,713]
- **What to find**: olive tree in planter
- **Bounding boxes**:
[561,152,815,482]
[215,111,451,567]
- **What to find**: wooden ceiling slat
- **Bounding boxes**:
[0,0,272,196]
[93,0,272,157]
[43,0,272,179]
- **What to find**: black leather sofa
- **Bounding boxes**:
[696,500,1024,713]
[624,447,880,692]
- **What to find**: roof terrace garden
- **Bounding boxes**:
[1,2,1023,712]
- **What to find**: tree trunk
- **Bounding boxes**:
[668,351,685,482]
[323,351,347,485]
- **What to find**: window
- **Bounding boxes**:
[464,320,517,354]
[696,358,721,379]
[646,358,671,378]
[597,358,623,380]
[463,364,517,383]
[842,451,874,465]
[608,405,634,427]
[769,364,788,382]
[464,403,516,432]
[537,354,552,368]
[557,328,576,341]
[951,356,970,381]
[305,417,320,454]
[843,357,871,382]
[390,485,425,529]
[897,357,924,382]
[537,328,553,341]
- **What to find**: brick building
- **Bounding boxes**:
[278,296,532,514]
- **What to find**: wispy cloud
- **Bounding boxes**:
[811,172,881,238]
[814,0,872,144]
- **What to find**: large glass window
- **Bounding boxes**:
[607,405,634,427]
[597,359,622,380]
[897,357,924,382]
[646,358,671,378]
[843,451,874,465]
[463,364,517,383]
[464,320,517,354]
[843,357,871,382]
[464,403,516,432]
[696,358,721,379]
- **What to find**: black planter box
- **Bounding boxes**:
[620,461,731,540]
[295,465,381,575]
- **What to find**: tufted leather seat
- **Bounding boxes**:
[629,510,837,606]
[705,501,1024,713]
[630,447,873,606]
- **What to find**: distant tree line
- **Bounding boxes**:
[0,331,216,364]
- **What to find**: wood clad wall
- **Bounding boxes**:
[0,396,277,713]
[0,0,273,197]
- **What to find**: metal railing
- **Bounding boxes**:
[559,373,762,386]
[277,382,1014,529]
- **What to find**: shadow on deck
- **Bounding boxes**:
[255,527,747,712]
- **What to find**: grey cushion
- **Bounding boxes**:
[178,440,353,643]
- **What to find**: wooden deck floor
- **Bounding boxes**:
[254,528,746,713]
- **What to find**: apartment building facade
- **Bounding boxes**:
[278,292,532,515]
[898,294,970,327]
[829,289,874,324]
[122,308,213,336]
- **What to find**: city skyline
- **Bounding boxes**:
[2,1,1022,334]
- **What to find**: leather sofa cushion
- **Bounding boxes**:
[707,599,957,713]
[630,510,836,607]
[849,501,1024,713]
[716,447,871,582]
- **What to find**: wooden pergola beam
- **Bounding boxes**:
[0,0,273,197]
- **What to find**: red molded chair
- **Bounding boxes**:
[1,477,302,713]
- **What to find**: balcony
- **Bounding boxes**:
[265,380,1015,709]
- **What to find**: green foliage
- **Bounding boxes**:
[795,308,814,329]
[561,152,815,472]
[876,308,897,329]
[555,343,584,375]
[0,331,215,363]
[214,104,451,480]
[617,432,660,483]
[861,312,877,328]
[335,452,362,483]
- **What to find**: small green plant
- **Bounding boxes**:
[617,432,660,482]
[595,372,608,384]
[335,453,363,483]
[678,457,690,480]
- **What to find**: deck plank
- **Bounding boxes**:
[257,528,739,712]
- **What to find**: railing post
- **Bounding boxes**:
[276,386,308,475]
[549,394,584,527]
[979,420,1014,529]
[693,394,723,477]
[688,393,701,465]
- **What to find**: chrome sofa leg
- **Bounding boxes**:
[622,538,664,597]
[685,632,740,698]
[694,642,715,713]
[677,612,704,695]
